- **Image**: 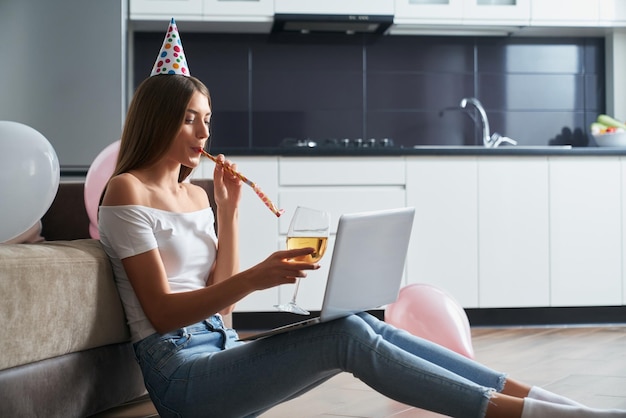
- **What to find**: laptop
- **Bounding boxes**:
[239,207,415,341]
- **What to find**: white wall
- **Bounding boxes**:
[0,0,127,171]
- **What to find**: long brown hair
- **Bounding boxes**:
[114,74,211,182]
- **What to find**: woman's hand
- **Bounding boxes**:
[212,154,242,211]
[243,247,321,291]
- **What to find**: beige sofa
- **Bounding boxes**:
[0,179,215,417]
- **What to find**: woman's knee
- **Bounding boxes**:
[327,313,380,340]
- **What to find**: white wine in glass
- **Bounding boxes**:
[286,236,328,263]
[275,206,330,315]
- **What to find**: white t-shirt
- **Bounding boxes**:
[98,205,218,342]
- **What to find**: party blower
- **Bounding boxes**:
[199,149,284,217]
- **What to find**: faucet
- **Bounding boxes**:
[459,97,517,148]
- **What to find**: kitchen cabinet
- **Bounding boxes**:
[277,157,407,311]
[406,157,479,308]
[529,0,626,27]
[549,157,622,307]
[477,157,550,308]
[530,0,600,26]
[393,0,626,30]
[130,0,203,20]
[203,0,273,19]
[394,0,463,24]
[394,0,530,25]
[129,0,626,31]
[274,0,394,15]
[464,0,530,24]
[600,0,626,25]
[408,155,622,309]
[130,0,273,21]
[196,154,626,313]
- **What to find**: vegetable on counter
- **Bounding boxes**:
[591,114,626,135]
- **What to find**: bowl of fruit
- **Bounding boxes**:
[591,114,626,147]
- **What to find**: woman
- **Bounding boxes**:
[98,74,625,418]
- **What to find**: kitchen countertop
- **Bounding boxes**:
[211,146,626,157]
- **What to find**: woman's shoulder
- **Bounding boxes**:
[102,173,146,206]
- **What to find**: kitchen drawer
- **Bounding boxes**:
[278,187,406,234]
[279,157,405,186]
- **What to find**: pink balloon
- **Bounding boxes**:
[84,140,120,239]
[385,284,474,358]
[88,223,100,241]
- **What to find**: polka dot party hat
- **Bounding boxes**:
[150,18,190,76]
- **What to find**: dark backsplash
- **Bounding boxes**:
[133,32,604,150]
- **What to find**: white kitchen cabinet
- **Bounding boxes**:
[278,157,405,187]
[394,0,530,25]
[477,157,550,308]
[130,0,273,21]
[527,0,626,27]
[196,154,626,314]
[549,157,622,307]
[405,157,479,308]
[274,0,394,15]
[130,0,203,20]
[276,157,407,311]
[278,156,406,233]
[464,0,530,24]
[600,0,626,26]
[203,0,273,19]
[530,0,600,26]
[394,0,464,23]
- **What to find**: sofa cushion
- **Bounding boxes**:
[0,343,146,418]
[0,239,130,370]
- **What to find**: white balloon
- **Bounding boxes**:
[0,121,60,243]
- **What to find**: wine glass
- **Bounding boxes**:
[275,206,330,315]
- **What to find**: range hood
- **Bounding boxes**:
[272,0,394,35]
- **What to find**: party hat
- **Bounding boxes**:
[150,18,190,76]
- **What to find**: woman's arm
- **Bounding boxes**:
[206,155,242,315]
[123,246,318,334]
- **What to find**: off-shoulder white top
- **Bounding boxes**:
[98,205,218,342]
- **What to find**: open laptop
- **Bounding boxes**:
[239,207,415,341]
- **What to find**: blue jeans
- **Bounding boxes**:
[133,313,504,418]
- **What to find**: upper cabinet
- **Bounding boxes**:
[465,0,530,24]
[393,0,531,26]
[274,0,394,15]
[531,0,626,27]
[393,0,464,24]
[130,0,203,20]
[393,0,626,33]
[129,0,626,31]
[130,0,273,21]
[599,0,626,26]
[203,0,273,19]
[531,0,600,26]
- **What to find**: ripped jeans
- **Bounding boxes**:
[133,312,505,418]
